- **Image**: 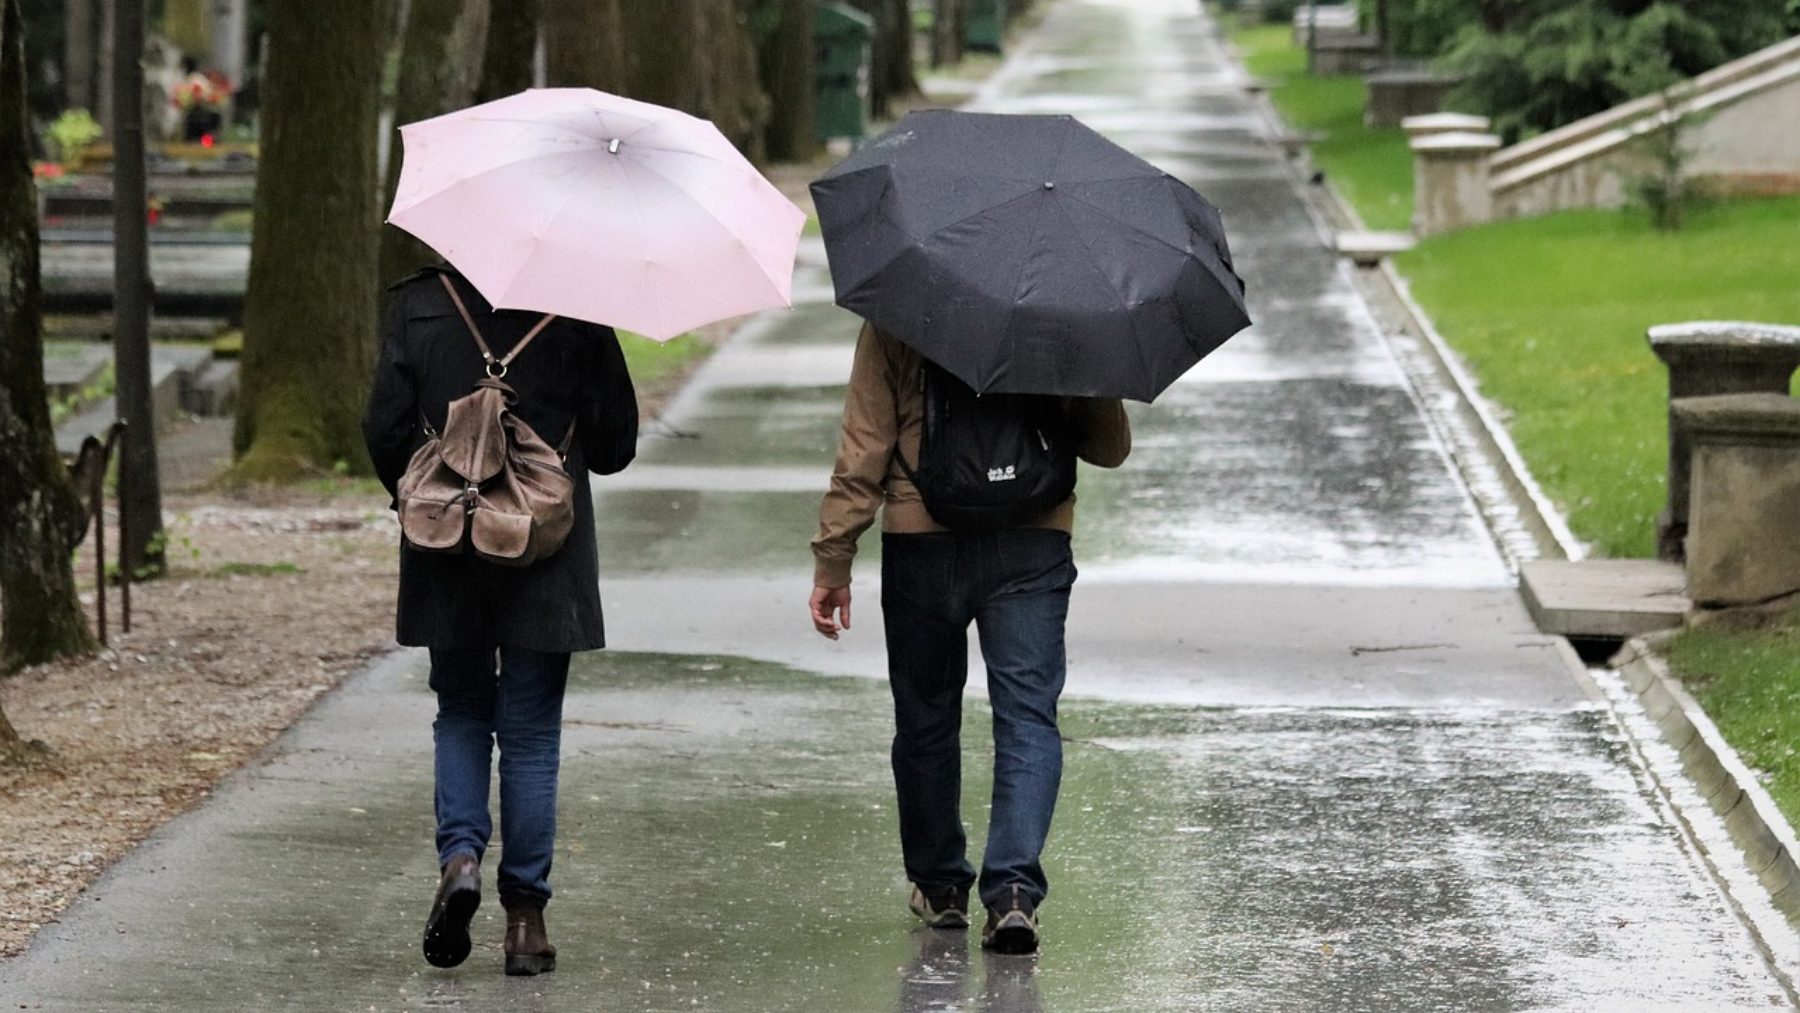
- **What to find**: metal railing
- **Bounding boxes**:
[69,421,131,646]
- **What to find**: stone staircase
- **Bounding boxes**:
[48,342,238,457]
[1408,35,1800,232]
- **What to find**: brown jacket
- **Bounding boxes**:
[811,324,1131,588]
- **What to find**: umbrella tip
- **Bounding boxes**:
[608,138,621,154]
[1044,181,1055,190]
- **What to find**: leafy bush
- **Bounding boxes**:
[44,108,102,164]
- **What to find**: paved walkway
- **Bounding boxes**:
[4,1,1797,1010]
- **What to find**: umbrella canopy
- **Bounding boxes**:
[811,109,1250,401]
[388,88,806,342]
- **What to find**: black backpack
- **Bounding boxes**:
[897,363,1078,532]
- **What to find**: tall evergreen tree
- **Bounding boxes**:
[230,0,389,479]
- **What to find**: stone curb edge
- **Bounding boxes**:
[1612,636,1800,923]
[1204,2,1800,936]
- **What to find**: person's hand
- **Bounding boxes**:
[810,585,852,640]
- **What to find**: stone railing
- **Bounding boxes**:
[1408,35,1800,232]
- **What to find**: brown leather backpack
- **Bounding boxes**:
[396,275,576,568]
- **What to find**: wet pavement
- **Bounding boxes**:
[5,0,1798,1009]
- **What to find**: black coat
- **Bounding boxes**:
[362,266,638,653]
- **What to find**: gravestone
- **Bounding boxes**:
[1366,69,1462,128]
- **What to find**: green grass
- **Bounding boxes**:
[1227,21,1413,230]
[1668,610,1800,826]
[617,330,712,389]
[1394,196,1800,558]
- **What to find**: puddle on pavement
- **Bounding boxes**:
[17,652,1783,1011]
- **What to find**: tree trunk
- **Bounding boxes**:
[931,0,963,69]
[617,0,767,159]
[65,0,97,112]
[542,0,623,92]
[381,0,490,285]
[757,0,816,162]
[851,0,918,118]
[113,0,165,576]
[95,0,115,135]
[476,0,538,101]
[231,0,388,481]
[0,0,96,672]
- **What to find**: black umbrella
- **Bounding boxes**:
[811,109,1250,402]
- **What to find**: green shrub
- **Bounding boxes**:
[45,108,102,163]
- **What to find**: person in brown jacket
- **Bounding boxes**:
[810,322,1131,954]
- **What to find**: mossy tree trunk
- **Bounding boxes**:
[230,0,389,481]
[756,0,816,162]
[381,0,490,285]
[476,0,538,102]
[0,0,96,674]
[543,0,623,92]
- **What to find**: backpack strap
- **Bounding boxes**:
[438,274,556,377]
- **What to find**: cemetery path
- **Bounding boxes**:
[5,2,1796,1009]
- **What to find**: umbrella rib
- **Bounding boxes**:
[389,147,596,221]
[1051,196,1156,392]
[489,152,617,310]
[1057,184,1202,261]
[988,122,1081,390]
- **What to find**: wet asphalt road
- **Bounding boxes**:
[4,0,1798,1009]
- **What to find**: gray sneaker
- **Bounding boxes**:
[980,885,1039,954]
[908,883,971,929]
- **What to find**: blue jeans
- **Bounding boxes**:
[880,529,1076,909]
[430,644,570,908]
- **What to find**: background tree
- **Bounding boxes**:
[64,0,98,113]
[542,0,624,93]
[476,0,538,101]
[852,0,919,118]
[230,0,389,480]
[381,0,490,284]
[0,0,96,676]
[113,0,165,576]
[930,0,964,69]
[616,0,768,159]
[753,0,816,162]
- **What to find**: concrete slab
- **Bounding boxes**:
[1520,559,1690,638]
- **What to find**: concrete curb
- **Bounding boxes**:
[1612,636,1800,923]
[1204,1,1800,937]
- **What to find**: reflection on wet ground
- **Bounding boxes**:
[4,655,1788,1010]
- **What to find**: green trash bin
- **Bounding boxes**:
[965,0,1003,52]
[815,2,874,143]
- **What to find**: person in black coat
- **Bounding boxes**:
[362,264,637,975]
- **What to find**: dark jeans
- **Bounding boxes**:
[881,529,1076,910]
[430,644,570,908]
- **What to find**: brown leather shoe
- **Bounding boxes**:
[422,853,481,968]
[503,904,557,976]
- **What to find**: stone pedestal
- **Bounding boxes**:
[1309,34,1383,75]
[1365,70,1463,127]
[1648,321,1800,560]
[1674,394,1800,607]
[1292,5,1358,46]
[1410,131,1499,235]
[1401,113,1490,141]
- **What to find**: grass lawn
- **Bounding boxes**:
[1668,611,1800,827]
[618,330,711,389]
[1226,21,1413,230]
[1395,195,1800,558]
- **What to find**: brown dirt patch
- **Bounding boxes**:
[0,491,398,957]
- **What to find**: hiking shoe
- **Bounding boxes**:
[422,853,481,968]
[908,883,971,929]
[981,885,1039,955]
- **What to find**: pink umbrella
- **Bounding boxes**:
[388,88,806,341]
